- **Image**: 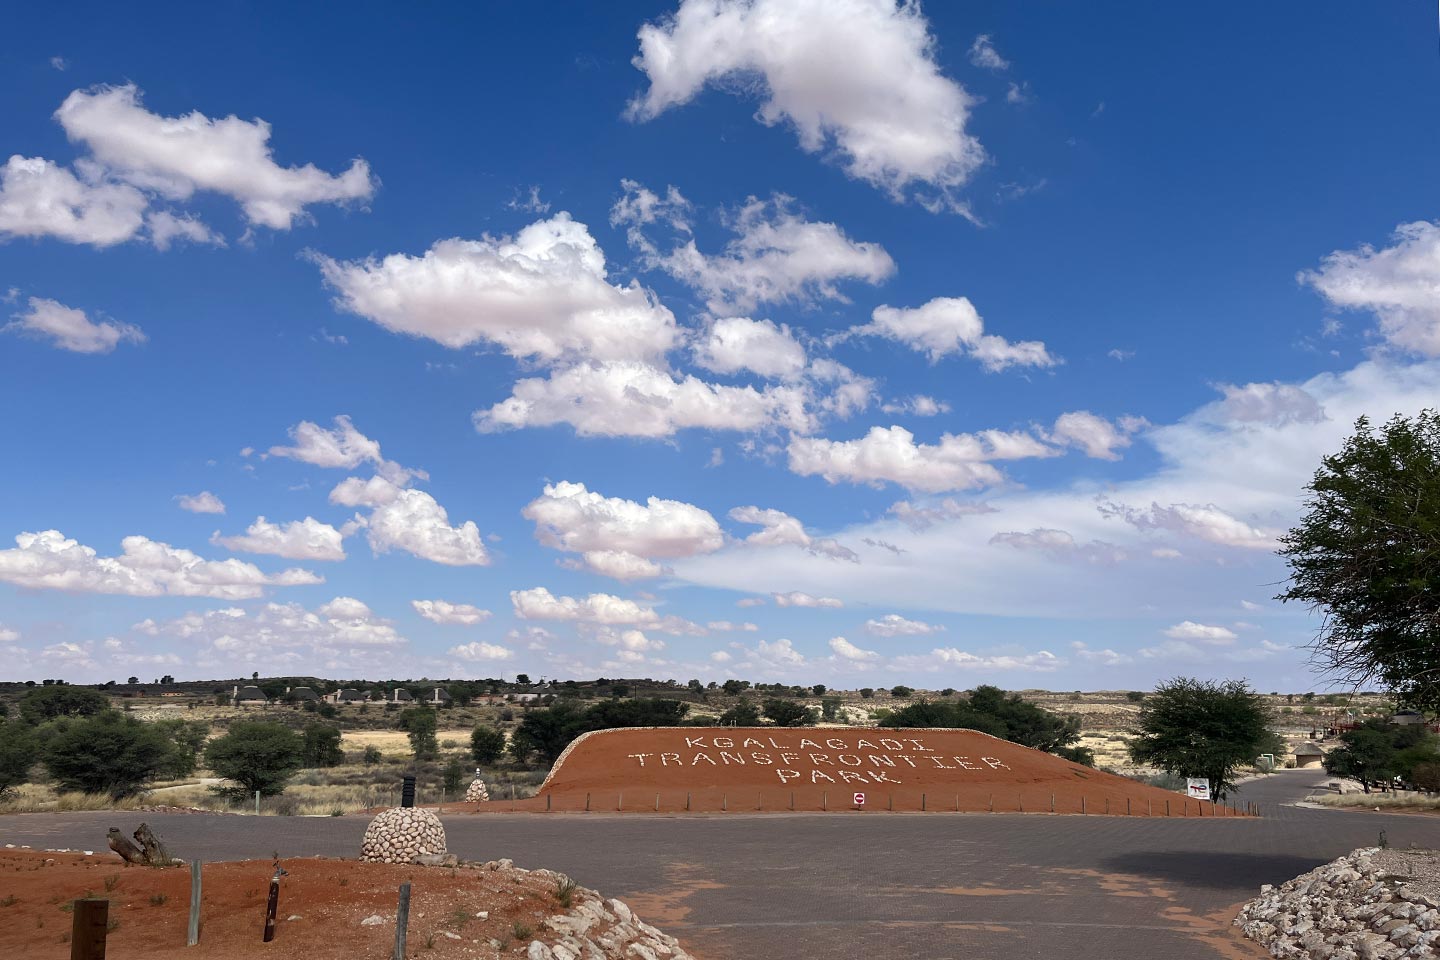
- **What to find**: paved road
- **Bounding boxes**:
[3,770,1436,960]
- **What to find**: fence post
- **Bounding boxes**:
[822,791,827,811]
[262,874,279,942]
[686,792,691,811]
[1050,794,1055,813]
[921,793,926,812]
[585,792,590,812]
[187,859,202,946]
[1081,796,1086,815]
[721,794,727,811]
[254,790,260,815]
[71,898,108,960]
[393,882,411,960]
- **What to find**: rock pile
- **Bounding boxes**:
[359,807,447,864]
[463,776,490,803]
[1236,847,1440,959]
[469,860,694,960]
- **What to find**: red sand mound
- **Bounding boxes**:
[466,727,1251,817]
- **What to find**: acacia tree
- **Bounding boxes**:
[1127,678,1270,802]
[204,722,304,797]
[1278,411,1440,712]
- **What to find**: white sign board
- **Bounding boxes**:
[853,792,865,807]
[1186,778,1211,800]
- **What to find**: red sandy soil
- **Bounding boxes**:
[0,849,593,959]
[447,727,1253,817]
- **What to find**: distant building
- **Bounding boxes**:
[332,688,371,704]
[1293,743,1325,769]
[1391,710,1426,726]
[389,688,414,703]
[233,684,268,705]
[424,687,451,705]
[286,686,320,702]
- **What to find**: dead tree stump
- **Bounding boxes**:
[133,823,171,865]
[107,828,145,865]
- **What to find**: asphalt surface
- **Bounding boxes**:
[3,770,1437,959]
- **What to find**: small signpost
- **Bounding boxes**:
[853,792,865,808]
[1186,778,1211,801]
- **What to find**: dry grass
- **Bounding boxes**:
[0,785,145,814]
[339,729,474,755]
[1305,792,1440,812]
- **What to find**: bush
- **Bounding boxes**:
[18,686,111,725]
[762,699,813,727]
[42,712,170,797]
[0,720,37,798]
[1125,691,1146,703]
[151,719,209,779]
[890,686,913,698]
[204,722,305,797]
[470,726,506,766]
[300,723,344,768]
[718,701,760,726]
[362,745,382,765]
[859,688,874,699]
[443,758,465,795]
[1412,762,1440,793]
[397,706,438,759]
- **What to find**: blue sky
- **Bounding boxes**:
[2,2,1437,690]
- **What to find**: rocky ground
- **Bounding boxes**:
[1235,847,1440,959]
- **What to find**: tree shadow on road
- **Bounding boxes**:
[1099,851,1326,891]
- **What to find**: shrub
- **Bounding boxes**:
[890,686,913,698]
[300,723,344,768]
[762,699,813,727]
[42,712,170,797]
[442,758,465,795]
[470,726,506,766]
[1412,762,1440,793]
[204,722,305,797]
[18,687,111,725]
[0,720,37,798]
[397,706,439,759]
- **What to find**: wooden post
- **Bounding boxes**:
[1104,798,1109,815]
[254,790,260,815]
[1050,793,1055,813]
[546,794,551,812]
[686,792,691,811]
[921,793,926,812]
[1018,795,1024,813]
[393,882,411,960]
[654,793,659,812]
[954,793,959,812]
[721,794,727,811]
[822,791,827,811]
[1081,796,1086,815]
[618,791,623,811]
[187,860,202,946]
[71,898,108,960]
[1165,799,1170,817]
[790,791,794,811]
[585,792,590,812]
[262,876,279,942]
[987,793,993,813]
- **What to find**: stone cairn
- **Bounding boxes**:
[359,807,447,864]
[1235,846,1440,959]
[463,771,490,803]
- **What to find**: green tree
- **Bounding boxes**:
[18,686,111,725]
[300,723,344,768]
[152,719,210,779]
[0,719,37,798]
[821,696,841,721]
[442,758,465,795]
[859,688,875,699]
[204,722,305,797]
[890,686,913,698]
[42,712,170,797]
[362,745,382,765]
[470,726,506,765]
[510,700,587,765]
[1278,411,1440,711]
[1127,678,1270,802]
[397,706,439,759]
[811,684,827,696]
[761,699,813,726]
[718,700,760,726]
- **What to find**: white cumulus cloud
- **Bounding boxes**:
[5,297,144,353]
[331,476,489,567]
[1162,621,1238,644]
[1300,220,1440,356]
[0,155,148,246]
[412,599,492,625]
[788,424,1056,493]
[772,591,843,608]
[628,0,984,209]
[522,480,724,579]
[448,641,514,661]
[729,506,856,561]
[176,491,226,515]
[692,316,807,380]
[212,516,347,562]
[316,213,677,364]
[863,614,944,637]
[829,636,880,661]
[852,297,1057,370]
[0,529,321,599]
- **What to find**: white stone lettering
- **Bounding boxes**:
[981,757,1010,770]
[867,755,896,767]
[868,771,903,784]
[809,754,833,765]
[811,770,836,784]
[838,770,868,784]
[713,736,734,749]
[685,737,710,749]
[905,739,935,752]
[628,753,653,767]
[954,757,980,770]
[800,738,822,750]
[750,752,773,765]
[776,769,800,783]
[767,737,791,749]
[660,752,682,766]
[825,738,847,750]
[927,756,957,770]
[898,755,918,767]
[741,738,766,749]
[856,739,878,750]
[879,739,905,750]
[692,752,717,765]
[838,754,862,767]
[719,751,745,765]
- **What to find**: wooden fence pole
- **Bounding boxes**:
[262,875,279,942]
[1050,794,1055,813]
[187,859,202,946]
[393,882,411,960]
[70,898,108,960]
